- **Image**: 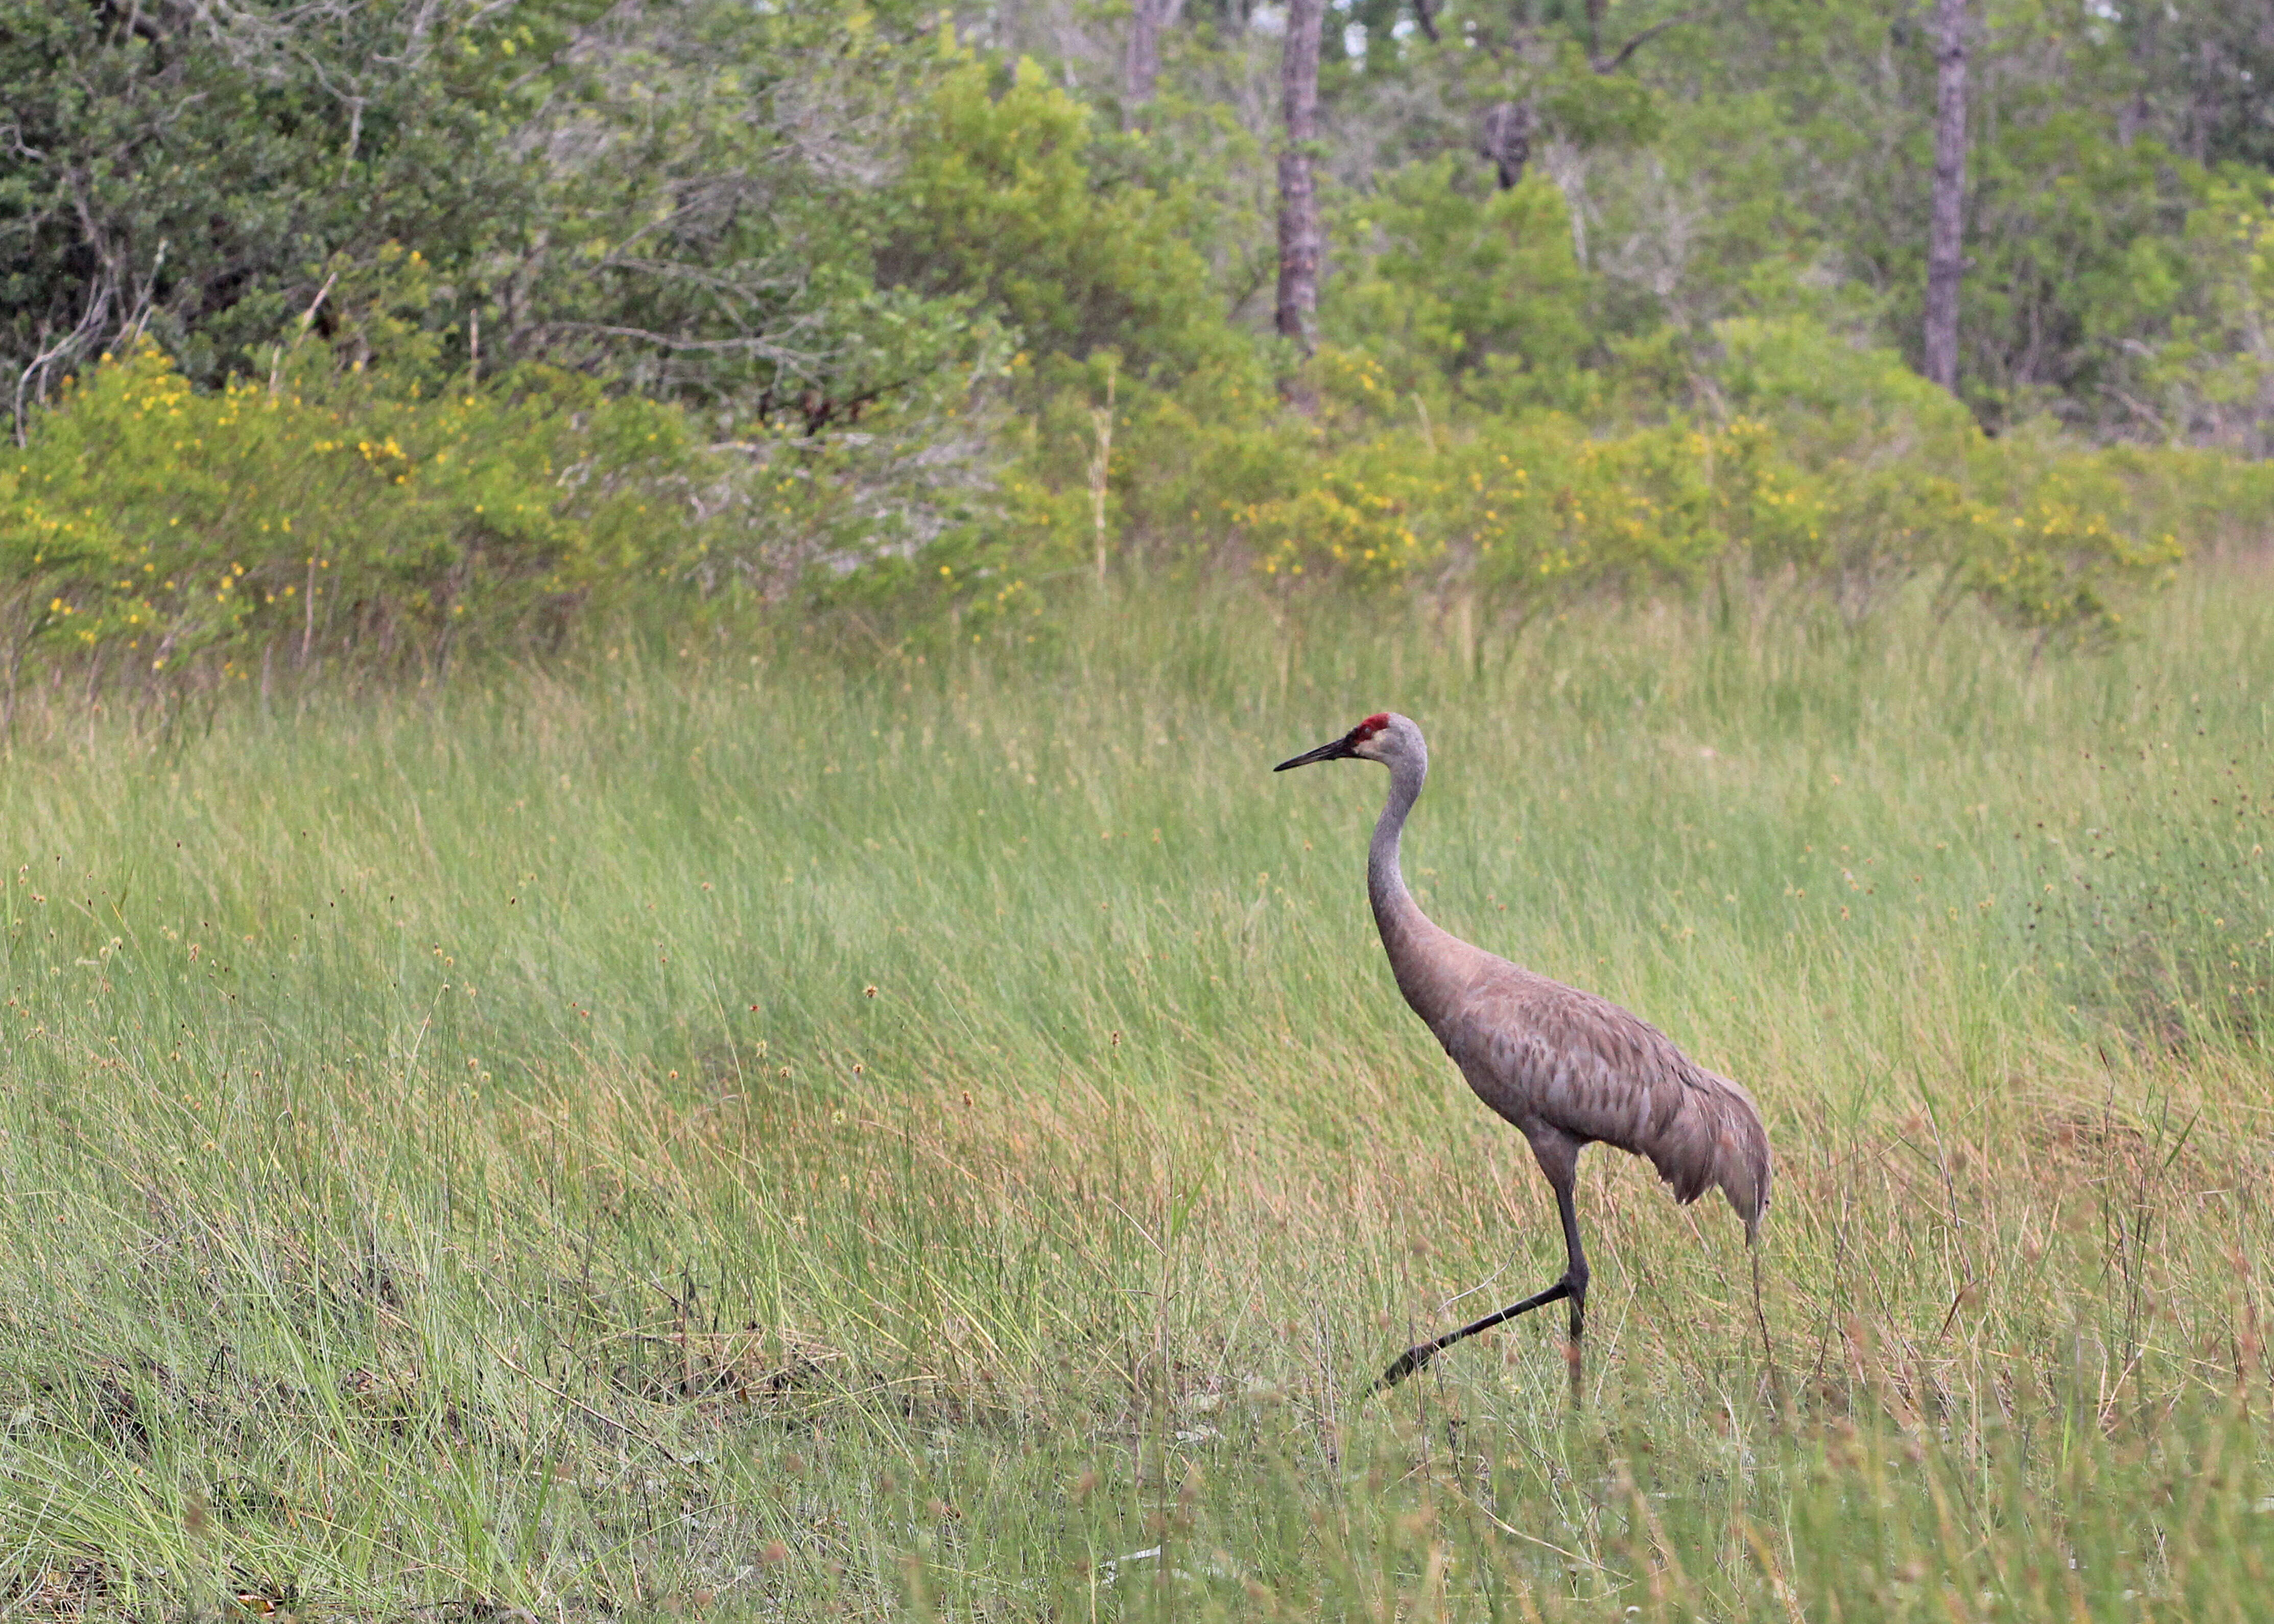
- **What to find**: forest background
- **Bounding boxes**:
[6,0,2274,698]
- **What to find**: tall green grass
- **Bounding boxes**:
[1,571,2269,1619]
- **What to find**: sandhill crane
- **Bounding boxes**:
[1275,712,1771,1392]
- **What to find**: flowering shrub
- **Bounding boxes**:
[4,314,2263,695]
[1231,413,1818,613]
[0,341,703,696]
[1001,317,2256,641]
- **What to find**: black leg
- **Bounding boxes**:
[1368,1277,1572,1394]
[1554,1177,1590,1396]
[1369,1171,1593,1399]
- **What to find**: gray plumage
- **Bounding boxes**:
[1275,710,1771,1389]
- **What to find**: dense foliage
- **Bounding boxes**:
[4,0,2273,695]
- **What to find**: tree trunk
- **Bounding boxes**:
[1276,0,1325,413]
[1923,0,1969,393]
[1124,0,1185,113]
[1478,101,1534,190]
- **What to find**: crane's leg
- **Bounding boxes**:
[1369,1134,1589,1396]
[1367,1279,1570,1393]
[1553,1174,1591,1398]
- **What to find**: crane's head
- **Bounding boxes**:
[1273,712,1420,772]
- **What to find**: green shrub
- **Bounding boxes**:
[5,299,2257,697]
[973,316,2228,643]
[1229,408,1815,613]
[0,336,707,701]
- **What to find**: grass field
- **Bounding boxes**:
[2,567,2271,1621]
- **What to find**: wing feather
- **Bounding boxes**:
[1435,963,1772,1234]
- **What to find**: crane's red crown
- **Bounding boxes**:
[1354,713,1391,739]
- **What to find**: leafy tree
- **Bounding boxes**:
[1324,157,1591,409]
[0,0,565,429]
[877,49,1232,378]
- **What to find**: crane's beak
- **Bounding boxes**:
[1273,735,1357,772]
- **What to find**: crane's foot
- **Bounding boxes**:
[1369,1343,1438,1394]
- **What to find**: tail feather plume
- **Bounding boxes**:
[1647,1067,1772,1241]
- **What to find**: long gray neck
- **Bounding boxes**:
[1367,751,1434,965]
[1367,752,1473,1030]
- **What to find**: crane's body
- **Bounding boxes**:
[1275,712,1771,1391]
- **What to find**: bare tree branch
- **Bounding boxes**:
[1591,9,1703,75]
